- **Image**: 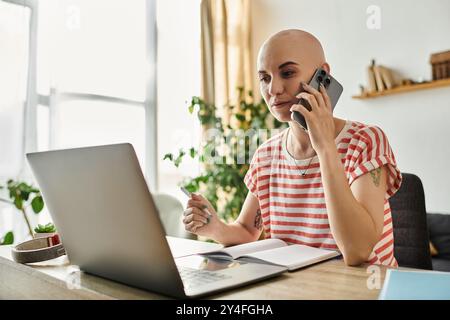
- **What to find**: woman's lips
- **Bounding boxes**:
[272,101,293,109]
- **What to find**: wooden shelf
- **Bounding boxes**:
[352,77,450,99]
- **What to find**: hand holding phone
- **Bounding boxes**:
[292,68,343,130]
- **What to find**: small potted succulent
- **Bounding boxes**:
[34,222,57,239]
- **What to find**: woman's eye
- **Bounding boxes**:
[259,75,270,83]
[281,70,295,78]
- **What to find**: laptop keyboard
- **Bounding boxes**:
[178,266,232,288]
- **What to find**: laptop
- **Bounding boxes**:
[26,143,286,298]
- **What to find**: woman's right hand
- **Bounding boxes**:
[183,193,220,237]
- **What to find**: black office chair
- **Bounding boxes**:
[389,173,432,270]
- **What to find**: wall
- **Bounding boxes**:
[251,0,450,213]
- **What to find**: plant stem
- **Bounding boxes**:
[20,208,34,239]
[1,197,35,239]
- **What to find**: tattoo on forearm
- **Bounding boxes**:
[370,168,382,187]
[254,209,262,230]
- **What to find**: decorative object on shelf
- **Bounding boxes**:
[401,79,415,86]
[359,84,367,96]
[366,59,377,93]
[364,59,397,96]
[430,50,450,80]
[354,54,450,100]
[353,78,450,99]
[379,65,395,90]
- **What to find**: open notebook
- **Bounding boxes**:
[199,238,340,271]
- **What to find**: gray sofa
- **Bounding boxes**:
[427,213,450,272]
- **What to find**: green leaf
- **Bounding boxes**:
[1,231,14,245]
[189,147,196,158]
[191,96,200,105]
[174,150,186,168]
[163,153,173,161]
[34,222,56,233]
[17,182,28,190]
[8,187,16,199]
[21,191,30,201]
[31,196,44,213]
[13,196,23,210]
[235,114,246,122]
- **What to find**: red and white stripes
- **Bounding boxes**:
[244,120,402,267]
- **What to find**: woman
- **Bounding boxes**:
[183,29,402,266]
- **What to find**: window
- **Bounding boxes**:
[32,0,158,225]
[0,1,30,178]
[156,0,201,202]
[1,0,158,238]
[1,0,202,241]
[36,0,152,174]
[0,1,32,241]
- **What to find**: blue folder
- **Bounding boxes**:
[379,269,450,300]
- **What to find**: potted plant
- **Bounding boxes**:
[0,180,45,245]
[34,222,57,239]
[163,88,286,222]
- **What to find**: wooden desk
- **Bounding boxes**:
[0,245,391,300]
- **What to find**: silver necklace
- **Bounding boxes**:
[287,128,316,176]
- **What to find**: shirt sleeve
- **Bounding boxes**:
[346,125,402,198]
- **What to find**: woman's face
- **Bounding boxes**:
[257,34,327,123]
[258,57,315,122]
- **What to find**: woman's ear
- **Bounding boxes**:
[321,62,331,74]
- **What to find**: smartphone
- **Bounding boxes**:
[292,67,343,130]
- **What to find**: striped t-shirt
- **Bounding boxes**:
[244,120,402,267]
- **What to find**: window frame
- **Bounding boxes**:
[5,0,158,190]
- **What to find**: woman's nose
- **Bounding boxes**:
[268,78,284,96]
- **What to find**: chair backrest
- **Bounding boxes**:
[152,193,196,240]
[389,173,432,269]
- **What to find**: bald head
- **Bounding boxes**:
[257,29,327,75]
[256,29,330,122]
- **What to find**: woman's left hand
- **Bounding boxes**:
[290,82,336,154]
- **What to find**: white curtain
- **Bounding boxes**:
[200,0,255,127]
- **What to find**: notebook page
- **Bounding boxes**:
[240,244,340,270]
[166,236,223,258]
[219,238,287,259]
